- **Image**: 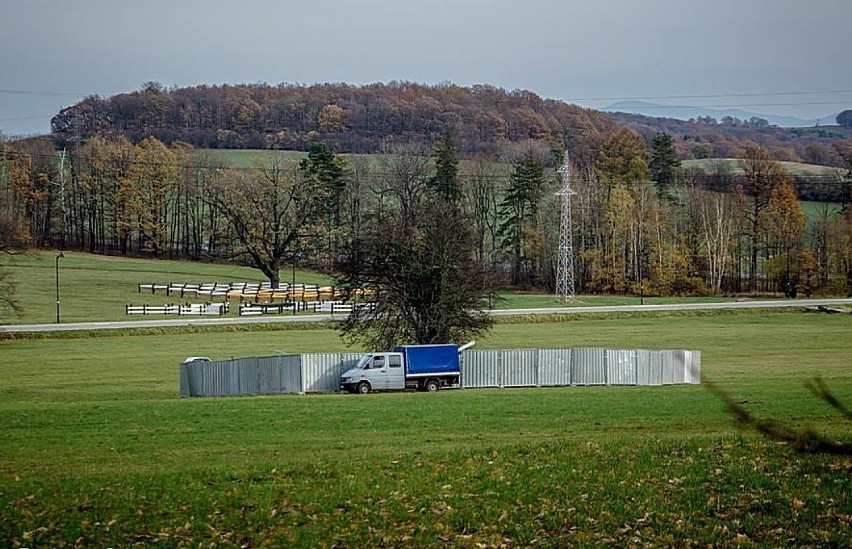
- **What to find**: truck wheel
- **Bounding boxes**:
[424,379,440,393]
[357,382,371,394]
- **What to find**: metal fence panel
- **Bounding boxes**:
[671,351,686,384]
[238,358,259,394]
[209,361,236,396]
[661,352,675,385]
[684,351,702,384]
[606,349,637,385]
[537,349,572,386]
[281,355,304,393]
[461,350,500,388]
[256,355,302,394]
[637,350,663,386]
[572,348,607,385]
[302,353,361,393]
[180,346,703,397]
[661,351,686,385]
[502,349,538,387]
[256,358,279,394]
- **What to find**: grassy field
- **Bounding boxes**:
[801,200,843,220]
[0,252,333,325]
[683,158,839,177]
[0,251,777,326]
[200,149,308,168]
[1,253,851,546]
[1,305,851,546]
[208,150,841,180]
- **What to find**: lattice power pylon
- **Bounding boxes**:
[555,153,576,303]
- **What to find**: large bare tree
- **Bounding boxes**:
[336,198,495,349]
[739,145,788,292]
[204,160,328,288]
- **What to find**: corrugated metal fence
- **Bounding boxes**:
[180,348,701,397]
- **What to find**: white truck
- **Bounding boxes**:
[340,342,473,393]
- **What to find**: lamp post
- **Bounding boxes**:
[55,251,65,323]
[290,233,317,315]
[291,251,298,315]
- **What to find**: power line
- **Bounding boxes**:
[0,115,55,122]
[567,89,852,102]
[603,100,850,110]
[2,85,851,107]
[4,86,852,101]
[0,88,90,97]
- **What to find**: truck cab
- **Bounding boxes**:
[340,352,405,393]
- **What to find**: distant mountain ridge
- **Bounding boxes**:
[603,100,839,128]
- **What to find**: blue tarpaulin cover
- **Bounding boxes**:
[394,344,460,375]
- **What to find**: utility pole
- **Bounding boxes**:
[58,149,68,248]
[555,153,576,303]
[55,251,65,323]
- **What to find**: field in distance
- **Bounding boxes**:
[202,149,840,176]
[682,158,840,177]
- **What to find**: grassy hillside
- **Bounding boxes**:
[200,148,308,168]
[683,158,839,176]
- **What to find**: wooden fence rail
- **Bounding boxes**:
[126,303,230,316]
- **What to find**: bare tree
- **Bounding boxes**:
[685,180,735,293]
[739,145,788,292]
[204,160,328,288]
[0,214,29,313]
[463,159,503,264]
[337,142,498,349]
[374,142,431,223]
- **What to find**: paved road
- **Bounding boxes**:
[2,298,850,334]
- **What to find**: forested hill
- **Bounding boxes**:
[49,81,852,164]
[50,82,615,155]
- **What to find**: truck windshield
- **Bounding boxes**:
[355,354,372,369]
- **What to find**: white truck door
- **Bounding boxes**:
[386,353,405,390]
[363,354,388,390]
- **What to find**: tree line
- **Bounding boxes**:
[3,130,852,302]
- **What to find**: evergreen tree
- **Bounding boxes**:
[298,142,347,227]
[429,129,460,202]
[649,132,680,199]
[498,149,546,286]
[298,142,347,261]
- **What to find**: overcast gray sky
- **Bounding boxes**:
[2,0,851,136]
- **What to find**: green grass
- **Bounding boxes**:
[1,312,851,546]
[0,251,333,325]
[199,149,308,168]
[683,158,839,176]
[801,200,842,219]
[2,253,851,545]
